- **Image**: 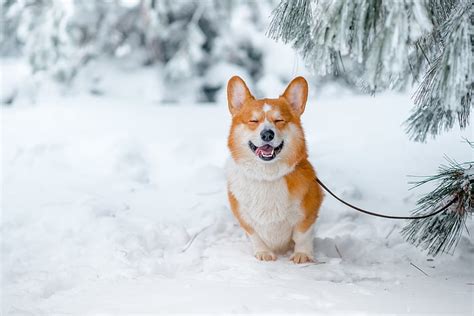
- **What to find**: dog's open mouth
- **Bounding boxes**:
[248,141,284,161]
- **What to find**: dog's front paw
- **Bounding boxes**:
[290,252,313,264]
[255,251,276,261]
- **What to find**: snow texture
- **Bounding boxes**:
[1,64,473,315]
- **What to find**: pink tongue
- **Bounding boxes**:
[256,144,273,156]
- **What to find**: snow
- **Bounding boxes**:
[2,73,473,314]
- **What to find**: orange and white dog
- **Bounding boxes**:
[226,76,323,264]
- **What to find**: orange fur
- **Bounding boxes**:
[285,160,323,232]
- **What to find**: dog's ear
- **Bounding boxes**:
[281,77,308,116]
[227,76,254,115]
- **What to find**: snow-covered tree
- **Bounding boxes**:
[268,0,472,141]
[141,0,268,101]
[268,0,473,256]
[1,0,275,102]
[407,1,472,142]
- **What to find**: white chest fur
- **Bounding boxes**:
[226,159,303,251]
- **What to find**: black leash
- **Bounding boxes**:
[316,178,457,220]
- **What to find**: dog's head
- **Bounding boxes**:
[227,76,309,175]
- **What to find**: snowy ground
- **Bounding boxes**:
[1,79,473,314]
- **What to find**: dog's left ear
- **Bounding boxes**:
[281,77,308,116]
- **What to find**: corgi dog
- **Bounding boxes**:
[226,76,324,264]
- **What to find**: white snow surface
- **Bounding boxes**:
[2,82,473,314]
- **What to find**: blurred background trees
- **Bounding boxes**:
[1,0,286,103]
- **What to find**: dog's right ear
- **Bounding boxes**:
[227,76,254,116]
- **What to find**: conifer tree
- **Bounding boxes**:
[268,0,473,255]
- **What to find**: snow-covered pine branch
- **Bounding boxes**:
[402,151,473,256]
[268,0,472,141]
[406,1,472,142]
[268,0,432,91]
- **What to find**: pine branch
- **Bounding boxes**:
[402,154,474,256]
[268,0,471,140]
[406,1,473,142]
[267,0,311,44]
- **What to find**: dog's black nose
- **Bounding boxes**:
[260,129,275,142]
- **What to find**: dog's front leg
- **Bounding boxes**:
[290,226,314,264]
[248,233,276,261]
